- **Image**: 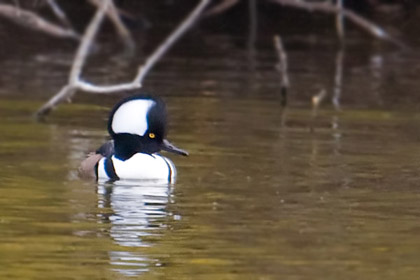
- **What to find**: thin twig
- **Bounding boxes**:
[273,35,289,107]
[46,0,74,30]
[269,0,402,47]
[310,88,327,133]
[332,48,344,111]
[204,0,239,16]
[88,0,135,54]
[312,89,326,114]
[36,0,211,116]
[332,48,344,141]
[0,3,79,40]
[336,0,344,44]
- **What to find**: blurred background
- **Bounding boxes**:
[1,1,420,279]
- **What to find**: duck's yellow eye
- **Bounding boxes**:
[149,133,155,139]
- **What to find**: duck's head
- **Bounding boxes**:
[108,95,188,160]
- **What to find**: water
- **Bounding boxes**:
[2,9,420,279]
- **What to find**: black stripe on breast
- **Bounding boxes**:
[105,157,120,181]
[161,156,173,182]
[94,161,99,181]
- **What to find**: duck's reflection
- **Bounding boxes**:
[97,180,174,276]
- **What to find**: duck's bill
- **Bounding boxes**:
[161,139,189,156]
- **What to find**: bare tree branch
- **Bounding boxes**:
[36,0,211,117]
[0,3,79,40]
[269,0,402,47]
[204,0,239,16]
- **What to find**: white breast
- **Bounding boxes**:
[97,153,176,182]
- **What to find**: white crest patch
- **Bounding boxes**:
[111,99,155,136]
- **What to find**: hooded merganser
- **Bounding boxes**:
[79,95,188,182]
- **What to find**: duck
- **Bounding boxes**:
[79,94,188,182]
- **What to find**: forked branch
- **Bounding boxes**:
[36,0,211,117]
